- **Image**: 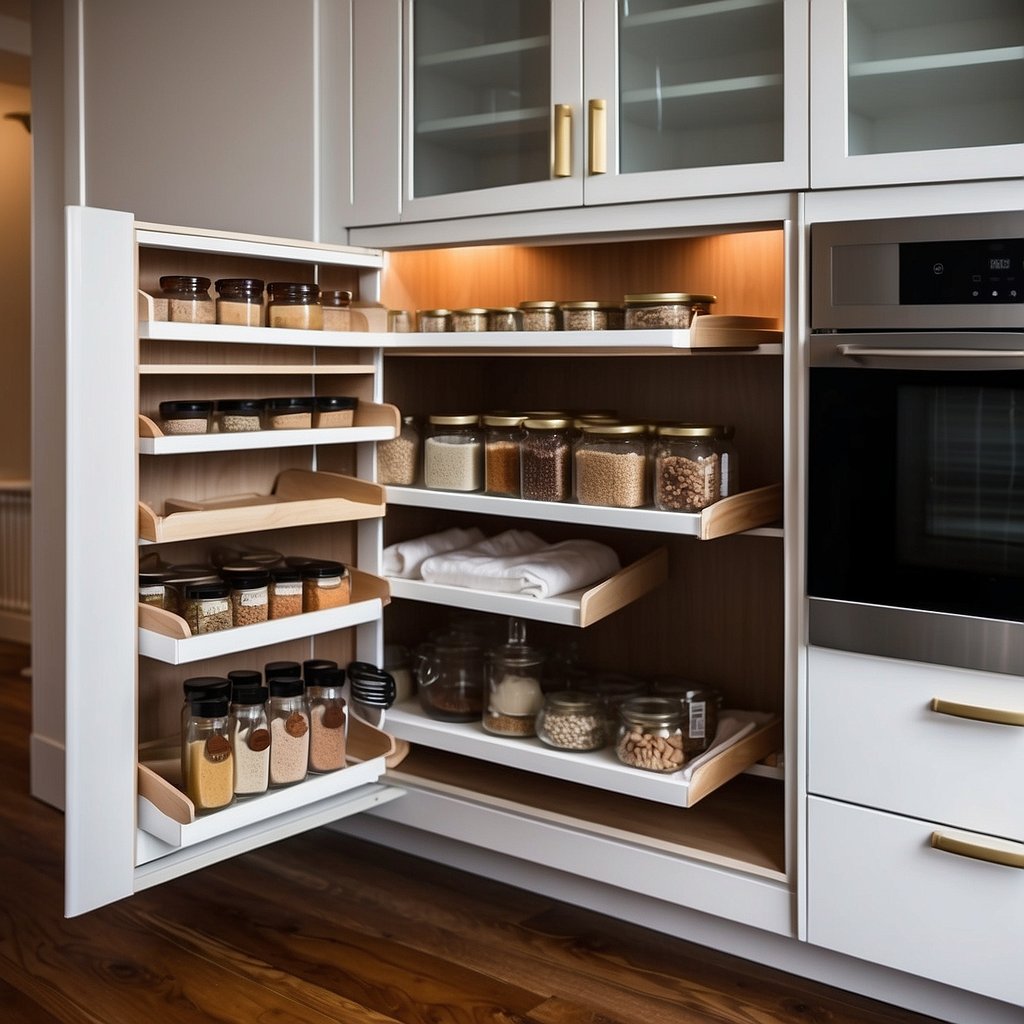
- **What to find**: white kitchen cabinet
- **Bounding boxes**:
[810,0,1024,188]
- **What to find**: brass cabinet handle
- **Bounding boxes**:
[930,697,1024,727]
[588,98,607,175]
[931,832,1024,869]
[553,104,572,178]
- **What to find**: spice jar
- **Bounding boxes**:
[615,696,685,773]
[483,413,524,497]
[451,307,489,332]
[220,565,270,627]
[321,289,352,331]
[183,692,234,812]
[265,659,302,681]
[306,666,348,773]
[518,300,560,331]
[163,565,220,617]
[229,684,270,796]
[267,282,322,330]
[313,395,357,428]
[650,680,721,754]
[559,300,623,331]
[263,396,313,429]
[182,581,233,634]
[139,568,170,608]
[423,414,483,492]
[214,277,264,326]
[215,398,262,433]
[418,309,452,332]
[227,668,263,694]
[181,676,231,789]
[653,425,722,511]
[268,565,303,619]
[377,415,420,485]
[520,418,572,502]
[575,423,648,508]
[484,619,545,738]
[716,425,739,498]
[536,691,606,752]
[159,400,213,435]
[489,307,521,332]
[161,275,215,324]
[301,560,351,611]
[267,678,309,787]
[623,293,716,330]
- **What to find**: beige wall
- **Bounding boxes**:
[0,79,31,480]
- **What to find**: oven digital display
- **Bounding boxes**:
[899,237,1024,304]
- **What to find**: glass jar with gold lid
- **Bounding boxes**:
[653,424,722,511]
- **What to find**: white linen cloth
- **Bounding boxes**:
[419,529,621,599]
[382,526,486,579]
[680,710,778,781]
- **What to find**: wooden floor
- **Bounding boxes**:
[0,640,942,1024]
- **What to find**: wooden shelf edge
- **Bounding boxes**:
[138,602,191,639]
[699,483,782,540]
[578,546,668,626]
[687,716,783,805]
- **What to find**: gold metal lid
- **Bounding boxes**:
[428,414,479,426]
[580,422,646,436]
[518,300,559,309]
[558,300,621,310]
[656,423,719,438]
[452,307,490,315]
[489,307,520,314]
[523,417,572,429]
[624,292,717,304]
[418,308,452,316]
[482,413,526,427]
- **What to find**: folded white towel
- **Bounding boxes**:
[420,529,621,599]
[382,526,486,579]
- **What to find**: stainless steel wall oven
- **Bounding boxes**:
[808,212,1024,677]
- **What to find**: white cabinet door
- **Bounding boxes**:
[810,0,1024,188]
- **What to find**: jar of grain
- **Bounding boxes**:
[214,278,264,326]
[161,275,215,324]
[558,300,623,331]
[574,423,648,508]
[483,619,545,738]
[300,560,351,611]
[313,395,357,428]
[451,308,489,332]
[182,581,233,634]
[518,300,560,331]
[615,696,685,773]
[306,666,347,773]
[268,566,303,619]
[653,425,722,512]
[535,691,606,752]
[267,282,322,330]
[183,692,235,812]
[263,396,313,429]
[423,414,483,491]
[220,566,270,627]
[482,413,524,497]
[266,678,309,787]
[321,289,352,331]
[376,415,420,485]
[520,418,572,502]
[228,685,270,797]
[159,400,213,435]
[489,307,521,332]
[418,309,452,332]
[623,293,716,330]
[214,398,262,433]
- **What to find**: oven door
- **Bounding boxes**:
[808,333,1024,676]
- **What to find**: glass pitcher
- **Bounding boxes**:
[415,632,485,722]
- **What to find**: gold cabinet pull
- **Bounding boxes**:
[931,832,1024,870]
[588,98,607,175]
[553,104,572,178]
[930,697,1024,727]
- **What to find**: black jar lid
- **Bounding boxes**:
[314,395,358,412]
[216,398,263,415]
[219,565,271,588]
[264,660,301,680]
[269,565,302,583]
[230,685,268,706]
[308,666,347,692]
[303,659,339,683]
[183,676,230,701]
[160,275,211,294]
[139,568,171,584]
[298,559,347,579]
[159,400,214,419]
[264,396,314,412]
[215,277,264,296]
[267,281,320,300]
[190,695,230,718]
[321,289,352,308]
[227,668,263,692]
[268,677,304,698]
[183,581,230,600]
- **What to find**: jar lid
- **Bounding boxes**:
[269,565,303,583]
[165,565,219,586]
[580,422,646,436]
[623,292,717,305]
[264,660,301,679]
[159,400,213,418]
[490,306,520,314]
[219,565,271,587]
[543,690,604,713]
[228,669,263,691]
[267,281,320,299]
[216,398,263,415]
[300,559,347,579]
[314,395,358,411]
[428,414,479,426]
[190,695,230,718]
[518,300,559,309]
[267,677,304,698]
[264,396,314,412]
[307,667,346,691]
[523,417,571,430]
[523,409,568,418]
[558,300,620,310]
[183,676,230,700]
[657,423,719,438]
[482,413,525,427]
[453,307,490,315]
[321,289,352,307]
[419,308,452,317]
[215,277,264,295]
[303,659,339,683]
[230,685,268,706]
[159,275,211,293]
[618,696,684,726]
[183,581,230,599]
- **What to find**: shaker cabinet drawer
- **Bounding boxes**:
[807,647,1024,841]
[807,797,1024,1006]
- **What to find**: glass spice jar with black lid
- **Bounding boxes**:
[182,581,233,634]
[215,277,264,326]
[229,684,270,797]
[183,691,235,812]
[161,275,214,324]
[215,398,263,433]
[219,565,270,627]
[306,666,348,773]
[267,281,322,330]
[159,400,214,435]
[267,677,309,787]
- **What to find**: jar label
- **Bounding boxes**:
[688,701,706,739]
[285,711,308,738]
[205,733,231,762]
[322,706,346,730]
[272,581,302,597]
[247,727,271,752]
[237,587,268,606]
[314,576,342,588]
[199,598,230,616]
[139,584,163,599]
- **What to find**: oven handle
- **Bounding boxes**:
[837,344,1024,361]
[930,697,1024,727]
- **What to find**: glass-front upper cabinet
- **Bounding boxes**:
[811,0,1024,188]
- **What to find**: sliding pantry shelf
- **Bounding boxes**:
[387,547,667,628]
[138,469,385,543]
[137,402,399,454]
[138,568,390,665]
[138,363,376,376]
[385,483,782,540]
[140,319,380,350]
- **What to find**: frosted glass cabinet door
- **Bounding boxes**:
[811,0,1024,188]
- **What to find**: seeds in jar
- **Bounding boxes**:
[424,436,483,491]
[656,452,720,511]
[616,728,685,772]
[575,448,646,508]
[540,709,605,750]
[485,440,521,496]
[521,424,571,502]
[377,434,419,485]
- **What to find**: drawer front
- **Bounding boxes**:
[807,797,1024,1006]
[808,647,1024,841]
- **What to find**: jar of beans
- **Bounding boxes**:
[520,418,573,502]
[574,423,649,508]
[377,415,421,485]
[536,691,606,752]
[482,413,525,497]
[653,424,722,512]
[615,697,686,773]
[424,414,483,491]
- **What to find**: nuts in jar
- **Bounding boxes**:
[615,696,686,773]
[535,691,606,752]
[653,424,722,511]
[623,292,716,330]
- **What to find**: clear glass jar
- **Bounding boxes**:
[313,395,357,428]
[575,423,648,508]
[181,676,231,791]
[214,277,264,326]
[482,413,524,497]
[182,581,233,634]
[163,565,220,617]
[423,414,483,491]
[615,696,686,773]
[388,308,414,332]
[263,396,313,429]
[483,619,546,738]
[653,425,722,511]
[183,694,234,812]
[575,671,647,743]
[489,307,521,331]
[518,300,560,331]
[536,691,607,752]
[716,424,739,498]
[450,307,489,332]
[520,418,572,502]
[220,566,270,627]
[159,400,213,435]
[623,292,716,330]
[321,289,352,331]
[306,666,348,773]
[558,300,624,331]
[418,309,452,332]
[267,678,309,787]
[215,398,262,432]
[161,275,215,324]
[415,633,485,722]
[267,282,322,330]
[377,415,421,485]
[268,566,303,619]
[139,568,170,608]
[650,680,721,755]
[229,685,270,796]
[301,560,351,611]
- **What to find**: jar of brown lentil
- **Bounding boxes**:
[161,275,215,324]
[182,581,233,634]
[482,413,524,497]
[520,418,572,502]
[518,300,560,331]
[301,560,351,611]
[653,424,722,511]
[267,282,322,330]
[623,293,716,330]
[214,278,264,326]
[268,566,303,618]
[574,423,648,508]
[220,566,270,627]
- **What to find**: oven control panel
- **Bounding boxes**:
[900,238,1024,304]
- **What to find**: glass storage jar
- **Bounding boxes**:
[183,692,234,812]
[159,400,213,435]
[228,684,270,796]
[649,679,721,754]
[163,565,220,616]
[418,308,452,332]
[623,293,716,330]
[215,398,262,432]
[559,300,624,331]
[182,581,232,634]
[520,418,572,502]
[214,277,264,326]
[376,415,421,485]
[263,396,313,429]
[267,677,309,787]
[139,568,170,608]
[161,275,215,324]
[181,676,231,790]
[268,565,303,619]
[415,632,485,722]
[300,560,351,611]
[489,307,521,331]
[716,424,739,498]
[267,282,322,329]
[574,423,648,508]
[483,619,546,738]
[306,666,348,773]
[575,671,647,743]
[388,309,414,332]
[518,300,560,331]
[615,696,686,773]
[451,307,489,332]
[653,425,722,511]
[321,289,352,331]
[313,395,357,428]
[220,565,270,627]
[536,691,606,752]
[423,414,483,491]
[482,413,524,497]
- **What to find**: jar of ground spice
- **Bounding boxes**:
[161,275,215,324]
[518,300,560,331]
[623,293,716,330]
[574,423,649,508]
[424,414,483,492]
[376,415,421,485]
[263,396,313,429]
[182,581,233,634]
[300,560,351,611]
[181,676,231,791]
[159,400,213,435]
[214,278,264,326]
[268,566,303,619]
[313,395,357,428]
[306,666,348,773]
[266,677,309,787]
[267,282,322,330]
[214,398,262,433]
[482,413,524,497]
[228,685,270,797]
[220,565,270,627]
[321,289,352,331]
[520,418,573,502]
[653,424,722,512]
[183,692,234,812]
